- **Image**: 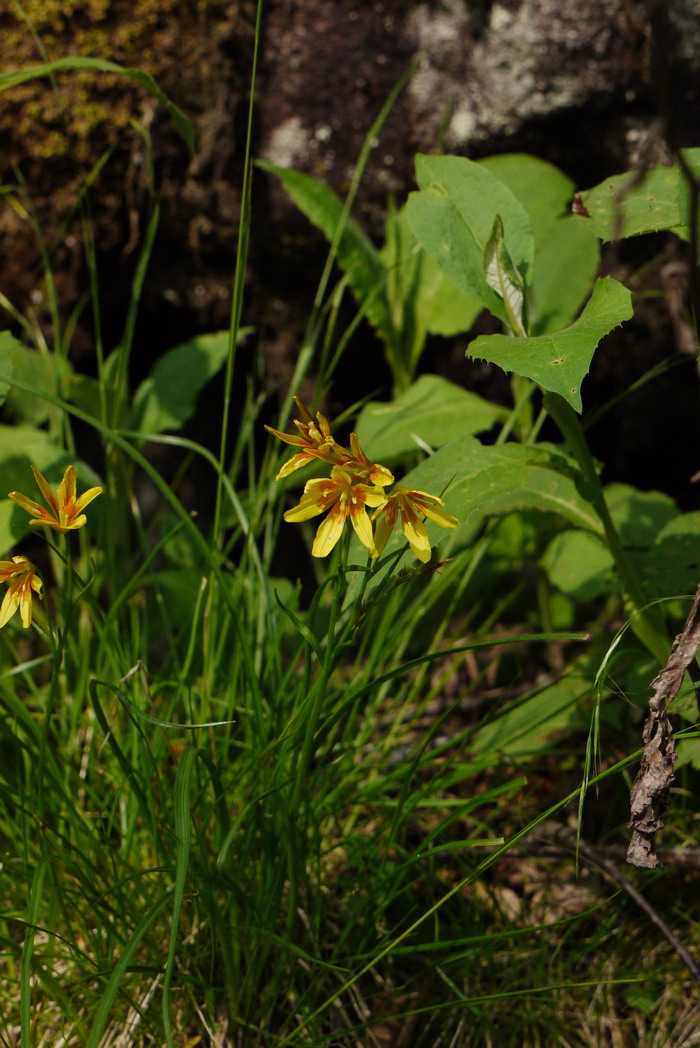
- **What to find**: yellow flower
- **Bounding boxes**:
[265,397,344,480]
[0,556,42,628]
[341,433,394,487]
[9,465,102,533]
[284,466,388,557]
[372,486,459,563]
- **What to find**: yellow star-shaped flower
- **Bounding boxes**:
[9,465,102,533]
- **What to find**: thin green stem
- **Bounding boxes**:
[545,392,668,664]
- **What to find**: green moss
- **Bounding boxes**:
[2,0,233,175]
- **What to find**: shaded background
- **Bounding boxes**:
[1,0,699,505]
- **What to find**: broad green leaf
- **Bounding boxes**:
[479,154,574,232]
[379,205,482,342]
[0,335,72,425]
[474,675,588,759]
[675,148,700,246]
[580,163,682,241]
[420,265,482,336]
[0,331,18,407]
[0,57,195,154]
[635,511,700,597]
[478,154,600,334]
[605,483,678,547]
[133,331,233,434]
[528,218,600,334]
[355,375,507,462]
[405,154,534,324]
[542,529,614,601]
[467,276,633,412]
[482,214,526,333]
[397,437,602,552]
[258,161,393,345]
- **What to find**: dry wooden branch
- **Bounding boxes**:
[627,583,700,868]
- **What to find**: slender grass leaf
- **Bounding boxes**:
[258,161,393,344]
[84,892,171,1048]
[468,277,633,412]
[163,747,198,1047]
[20,858,48,1046]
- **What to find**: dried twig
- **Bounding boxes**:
[627,583,700,868]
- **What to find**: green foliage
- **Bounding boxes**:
[2,39,699,1048]
[580,148,700,241]
[406,153,534,324]
[478,153,600,334]
[133,330,242,434]
[468,276,634,412]
[259,160,481,392]
[355,374,507,461]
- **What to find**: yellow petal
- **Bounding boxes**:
[7,492,45,517]
[402,517,432,563]
[363,487,389,509]
[421,502,459,529]
[275,453,314,480]
[311,510,345,557]
[349,505,375,552]
[264,424,306,448]
[373,514,395,556]
[58,465,77,507]
[0,587,18,628]
[74,485,103,512]
[284,492,327,523]
[31,466,58,513]
[19,589,32,628]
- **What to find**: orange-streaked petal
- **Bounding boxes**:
[57,465,77,507]
[275,453,315,480]
[7,492,45,517]
[18,585,32,627]
[363,487,389,509]
[284,492,328,523]
[31,466,59,515]
[264,424,306,448]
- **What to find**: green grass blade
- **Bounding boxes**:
[84,892,172,1048]
[162,746,198,1047]
[19,858,48,1045]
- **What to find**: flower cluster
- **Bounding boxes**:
[266,398,458,561]
[0,465,102,630]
